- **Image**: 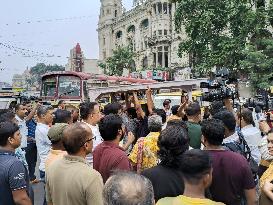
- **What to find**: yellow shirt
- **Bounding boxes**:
[45,149,67,172]
[129,132,160,172]
[157,195,226,205]
[260,162,273,188]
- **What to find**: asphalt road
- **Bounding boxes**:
[32,159,45,205]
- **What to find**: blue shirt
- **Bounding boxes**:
[26,119,37,144]
[0,150,29,205]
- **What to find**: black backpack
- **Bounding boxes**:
[223,131,259,176]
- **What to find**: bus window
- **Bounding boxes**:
[43,77,57,97]
[58,76,81,97]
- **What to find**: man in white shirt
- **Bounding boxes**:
[35,105,54,180]
[80,102,103,166]
[15,104,29,149]
[237,108,262,164]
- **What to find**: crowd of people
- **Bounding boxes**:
[0,90,273,205]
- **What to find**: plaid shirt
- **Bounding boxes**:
[26,119,37,144]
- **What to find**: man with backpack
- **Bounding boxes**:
[201,118,256,205]
[214,110,259,177]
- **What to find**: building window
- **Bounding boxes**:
[116,31,122,39]
[143,56,148,68]
[103,51,106,59]
[158,46,163,67]
[169,4,172,15]
[153,31,156,36]
[164,30,168,35]
[158,30,162,36]
[103,37,106,45]
[164,46,169,67]
[158,3,162,14]
[115,10,117,17]
[107,9,111,14]
[163,3,168,14]
[153,4,157,14]
[141,19,149,29]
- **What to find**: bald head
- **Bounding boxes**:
[103,172,154,205]
[62,122,93,155]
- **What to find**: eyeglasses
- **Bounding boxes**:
[81,136,96,147]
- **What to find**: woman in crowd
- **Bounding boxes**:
[260,129,273,204]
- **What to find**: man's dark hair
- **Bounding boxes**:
[185,102,201,116]
[103,103,122,115]
[163,99,171,107]
[237,108,255,126]
[180,149,212,185]
[171,105,180,115]
[53,110,71,124]
[22,100,31,105]
[201,119,225,146]
[14,104,23,112]
[166,120,188,131]
[103,171,154,205]
[213,111,236,132]
[0,122,20,146]
[0,111,15,123]
[153,109,166,124]
[210,101,226,116]
[62,122,90,154]
[80,102,98,120]
[158,125,189,168]
[99,114,123,141]
[58,100,65,106]
[127,107,137,119]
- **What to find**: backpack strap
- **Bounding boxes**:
[237,131,252,161]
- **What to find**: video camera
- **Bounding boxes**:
[200,73,238,102]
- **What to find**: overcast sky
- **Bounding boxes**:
[0,0,132,83]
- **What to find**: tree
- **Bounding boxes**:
[98,46,135,76]
[174,0,273,90]
[29,63,65,87]
[240,32,273,89]
[174,0,265,75]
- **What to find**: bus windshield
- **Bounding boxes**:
[42,77,57,97]
[58,75,81,97]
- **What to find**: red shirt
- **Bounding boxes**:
[207,150,255,205]
[93,141,131,183]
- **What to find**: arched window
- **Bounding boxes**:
[116,31,123,39]
[140,19,149,30]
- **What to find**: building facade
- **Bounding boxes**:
[98,0,190,78]
[66,43,101,74]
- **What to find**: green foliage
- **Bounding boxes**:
[28,63,65,86]
[99,46,135,76]
[174,0,272,90]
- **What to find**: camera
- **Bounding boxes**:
[200,75,238,102]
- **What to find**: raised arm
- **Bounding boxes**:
[146,87,154,115]
[133,92,145,119]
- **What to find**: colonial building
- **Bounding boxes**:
[97,0,190,78]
